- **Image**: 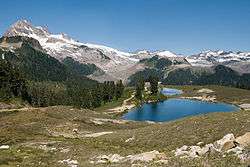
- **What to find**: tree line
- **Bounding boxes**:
[0,60,125,109]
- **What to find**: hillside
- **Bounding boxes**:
[0,86,249,166]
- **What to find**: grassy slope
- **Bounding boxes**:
[0,86,249,167]
[94,87,134,113]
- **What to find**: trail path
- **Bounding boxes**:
[108,93,135,114]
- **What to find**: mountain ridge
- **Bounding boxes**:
[2,19,250,82]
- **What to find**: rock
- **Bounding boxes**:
[145,121,156,124]
[125,136,135,143]
[109,154,124,163]
[0,145,9,149]
[197,88,214,94]
[91,119,104,125]
[237,150,250,163]
[239,104,250,110]
[38,145,57,151]
[201,144,216,154]
[197,142,204,146]
[189,146,202,158]
[174,145,189,156]
[214,133,235,151]
[95,154,125,164]
[60,148,70,153]
[72,129,78,134]
[93,150,167,164]
[155,159,168,164]
[227,146,250,162]
[235,132,250,147]
[227,146,244,154]
[174,133,250,162]
[58,159,78,167]
[221,141,236,151]
[175,143,216,158]
[84,131,113,138]
[128,150,166,163]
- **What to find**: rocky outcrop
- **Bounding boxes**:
[174,133,250,162]
[236,132,250,147]
[58,159,78,167]
[90,150,168,164]
[239,104,250,111]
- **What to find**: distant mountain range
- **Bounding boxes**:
[1,20,250,86]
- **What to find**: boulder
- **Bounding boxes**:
[93,151,167,164]
[235,132,250,147]
[0,145,9,149]
[58,159,78,167]
[125,136,135,143]
[175,144,214,158]
[221,141,236,151]
[174,145,189,156]
[109,154,125,163]
[213,133,235,151]
[155,159,168,164]
[128,150,165,163]
[199,144,215,155]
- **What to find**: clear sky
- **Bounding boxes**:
[0,0,250,55]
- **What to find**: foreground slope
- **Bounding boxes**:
[0,86,249,167]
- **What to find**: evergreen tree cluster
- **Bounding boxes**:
[135,79,145,100]
[163,65,250,89]
[62,57,103,76]
[0,59,125,108]
[0,60,27,100]
[149,76,159,95]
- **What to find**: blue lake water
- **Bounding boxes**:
[122,98,239,122]
[161,88,183,96]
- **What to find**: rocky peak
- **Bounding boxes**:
[4,19,50,38]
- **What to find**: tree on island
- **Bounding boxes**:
[135,78,145,100]
[149,76,159,95]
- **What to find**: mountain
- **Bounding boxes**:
[3,19,250,84]
[0,36,97,87]
[4,20,142,81]
[3,20,192,82]
[186,50,250,67]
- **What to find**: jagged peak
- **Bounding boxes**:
[4,19,50,37]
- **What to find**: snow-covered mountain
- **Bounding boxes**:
[186,50,250,66]
[3,20,250,81]
[4,20,190,81]
[4,20,143,81]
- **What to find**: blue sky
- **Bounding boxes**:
[0,0,250,55]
